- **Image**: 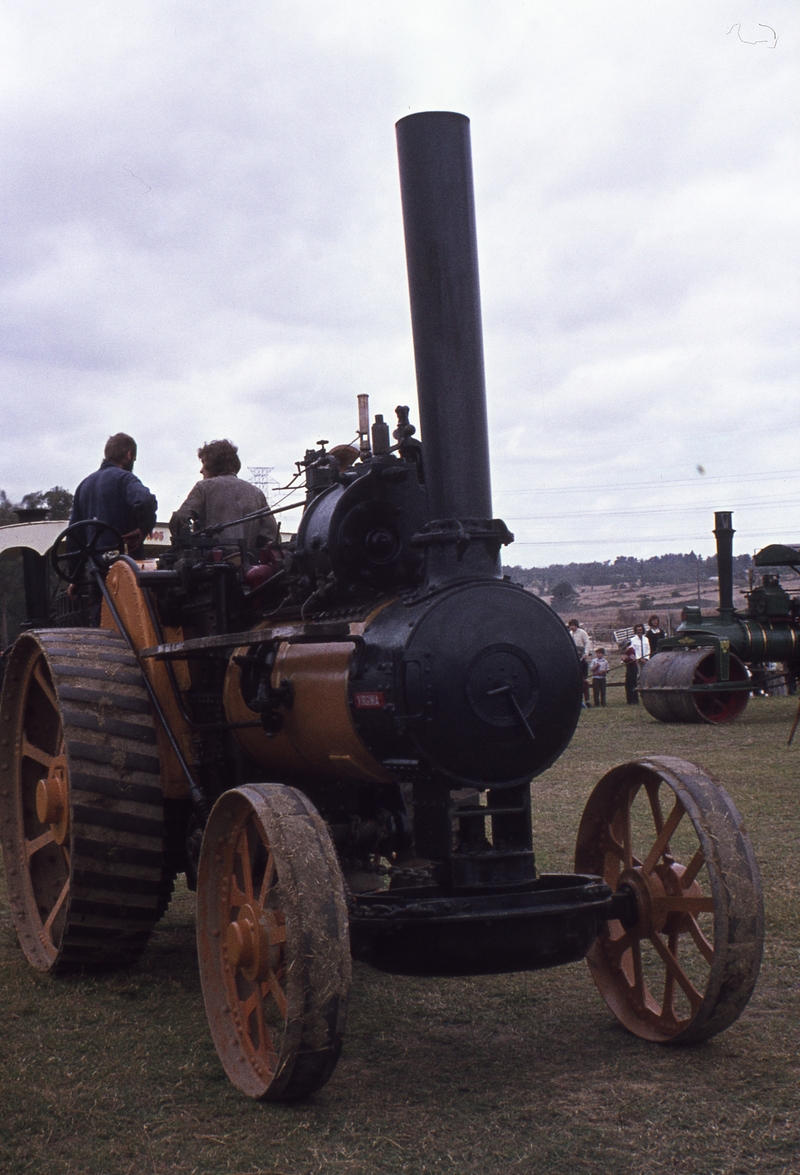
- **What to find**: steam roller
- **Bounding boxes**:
[640,511,800,724]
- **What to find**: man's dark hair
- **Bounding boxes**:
[104,433,137,463]
[198,439,241,477]
[568,619,579,628]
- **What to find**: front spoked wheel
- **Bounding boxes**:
[575,756,763,1043]
[196,783,351,1100]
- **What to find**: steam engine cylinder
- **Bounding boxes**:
[225,581,582,791]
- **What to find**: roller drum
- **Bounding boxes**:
[640,648,750,724]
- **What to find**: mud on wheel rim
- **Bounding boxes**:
[575,756,763,1044]
[196,783,351,1101]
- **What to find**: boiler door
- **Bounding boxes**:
[401,581,581,787]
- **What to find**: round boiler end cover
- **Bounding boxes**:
[403,581,581,787]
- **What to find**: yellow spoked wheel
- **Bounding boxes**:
[196,783,351,1100]
[575,756,763,1043]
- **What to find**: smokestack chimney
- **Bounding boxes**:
[395,111,492,523]
[714,511,735,623]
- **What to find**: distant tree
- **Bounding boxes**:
[19,486,73,519]
[550,580,579,613]
[637,594,655,611]
[0,490,15,525]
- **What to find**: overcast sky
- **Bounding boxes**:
[1,1,797,565]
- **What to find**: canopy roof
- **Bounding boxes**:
[0,521,172,558]
[753,543,800,569]
[0,520,65,556]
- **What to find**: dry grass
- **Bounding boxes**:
[2,693,799,1174]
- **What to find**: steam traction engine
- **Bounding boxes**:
[0,114,764,1101]
[640,511,800,724]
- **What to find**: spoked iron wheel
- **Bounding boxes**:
[197,783,351,1101]
[575,756,763,1043]
[0,630,167,971]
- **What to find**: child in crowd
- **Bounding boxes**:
[589,648,610,708]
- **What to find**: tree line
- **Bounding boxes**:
[503,550,752,594]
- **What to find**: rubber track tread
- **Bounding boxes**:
[38,630,167,971]
[72,870,164,895]
[67,741,161,774]
[44,649,139,666]
[72,836,163,869]
[70,772,162,804]
[49,664,147,686]
[71,804,163,837]
[68,897,160,921]
[56,685,151,713]
[61,709,157,743]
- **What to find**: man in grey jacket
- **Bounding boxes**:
[170,439,277,554]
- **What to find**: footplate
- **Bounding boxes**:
[349,873,614,976]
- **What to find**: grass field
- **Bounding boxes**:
[1,692,798,1175]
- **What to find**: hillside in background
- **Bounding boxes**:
[502,551,755,644]
[503,551,751,593]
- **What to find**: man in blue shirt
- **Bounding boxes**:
[70,432,157,558]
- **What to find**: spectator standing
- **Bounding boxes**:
[646,614,666,656]
[568,619,592,707]
[623,624,651,704]
[589,648,610,707]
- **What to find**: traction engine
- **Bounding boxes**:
[0,113,764,1101]
[640,511,800,724]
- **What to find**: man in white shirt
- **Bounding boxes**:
[568,619,592,708]
[629,624,651,662]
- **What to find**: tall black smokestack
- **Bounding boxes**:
[395,111,492,523]
[714,510,735,623]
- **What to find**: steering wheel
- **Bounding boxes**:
[51,520,125,584]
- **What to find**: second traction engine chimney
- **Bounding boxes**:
[395,111,494,528]
[714,510,736,623]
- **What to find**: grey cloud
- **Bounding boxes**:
[1,1,797,564]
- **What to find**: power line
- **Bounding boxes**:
[504,496,800,523]
[494,467,800,497]
[512,529,792,549]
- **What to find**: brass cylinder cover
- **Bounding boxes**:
[223,642,391,783]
